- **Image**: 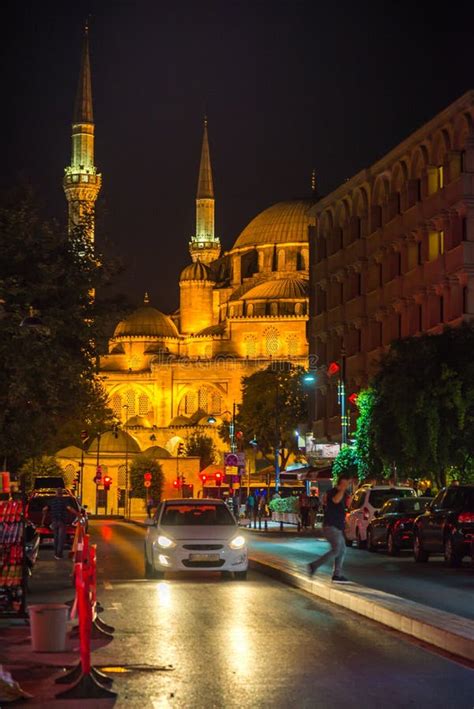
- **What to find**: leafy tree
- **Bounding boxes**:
[234,363,308,472]
[18,455,64,492]
[0,189,124,471]
[129,455,164,502]
[185,431,217,471]
[366,325,474,487]
[332,446,359,483]
[353,388,383,481]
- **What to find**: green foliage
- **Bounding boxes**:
[129,455,164,501]
[353,388,383,481]
[268,496,299,514]
[361,325,474,487]
[18,455,64,492]
[235,363,308,471]
[185,431,217,471]
[332,446,359,483]
[0,190,124,471]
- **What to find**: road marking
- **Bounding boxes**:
[103,581,113,590]
[108,602,123,611]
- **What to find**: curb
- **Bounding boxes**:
[249,553,474,663]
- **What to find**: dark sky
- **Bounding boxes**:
[3,0,474,312]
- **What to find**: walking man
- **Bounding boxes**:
[42,488,77,559]
[307,473,353,583]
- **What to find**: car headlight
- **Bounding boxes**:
[229,535,246,550]
[157,535,175,549]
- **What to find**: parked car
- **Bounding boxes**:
[344,484,416,548]
[25,489,86,546]
[366,497,431,555]
[144,498,248,579]
[413,485,474,566]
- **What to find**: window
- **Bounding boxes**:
[111,393,122,419]
[179,387,223,417]
[118,465,126,487]
[125,389,136,417]
[368,488,414,508]
[428,231,444,261]
[161,503,235,526]
[96,488,107,509]
[286,334,298,357]
[138,394,151,416]
[63,464,76,486]
[247,303,254,317]
[264,327,280,356]
[244,334,257,358]
[350,490,365,511]
[438,165,444,190]
[270,302,278,316]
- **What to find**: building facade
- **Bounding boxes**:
[308,91,474,442]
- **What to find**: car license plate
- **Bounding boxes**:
[189,554,220,562]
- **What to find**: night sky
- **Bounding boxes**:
[3,0,474,313]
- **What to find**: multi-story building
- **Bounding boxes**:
[308,90,474,443]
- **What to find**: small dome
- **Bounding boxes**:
[126,415,153,429]
[88,430,141,454]
[144,445,171,459]
[56,445,83,459]
[242,277,308,300]
[114,302,179,339]
[180,260,215,283]
[232,200,313,249]
[169,415,192,426]
[196,322,227,336]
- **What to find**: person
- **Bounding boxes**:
[298,491,310,529]
[246,493,255,528]
[257,492,266,527]
[146,496,154,518]
[424,486,433,497]
[306,474,353,583]
[41,488,78,560]
[309,489,320,529]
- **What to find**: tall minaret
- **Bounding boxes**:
[189,118,221,264]
[63,23,101,241]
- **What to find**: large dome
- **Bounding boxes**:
[88,430,141,454]
[232,200,313,249]
[241,277,308,300]
[114,304,179,339]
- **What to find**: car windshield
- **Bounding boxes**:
[33,477,65,489]
[398,498,430,513]
[161,504,235,526]
[368,488,414,509]
[28,496,78,512]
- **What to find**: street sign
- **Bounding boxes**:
[224,453,239,467]
[144,480,151,488]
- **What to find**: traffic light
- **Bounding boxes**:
[103,475,112,491]
[177,442,185,456]
[215,471,223,487]
[199,473,207,485]
[173,479,179,489]
[95,465,102,483]
[144,471,152,482]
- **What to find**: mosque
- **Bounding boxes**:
[57,29,313,507]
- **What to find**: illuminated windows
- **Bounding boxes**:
[428,230,444,261]
[264,327,280,356]
[244,334,257,358]
[178,386,224,417]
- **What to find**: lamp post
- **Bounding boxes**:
[338,348,348,447]
[123,404,129,518]
[95,431,102,516]
[274,375,280,493]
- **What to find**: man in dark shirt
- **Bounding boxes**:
[307,473,353,583]
[42,488,77,559]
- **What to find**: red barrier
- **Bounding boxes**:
[55,532,116,699]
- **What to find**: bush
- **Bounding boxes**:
[269,496,299,513]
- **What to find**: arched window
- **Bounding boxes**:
[118,465,126,487]
[286,334,299,357]
[179,386,224,417]
[295,302,302,315]
[110,393,122,419]
[125,389,136,417]
[277,249,286,271]
[244,334,257,358]
[138,394,151,416]
[270,302,278,316]
[63,464,76,486]
[246,303,254,317]
[264,327,280,356]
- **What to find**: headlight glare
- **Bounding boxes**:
[157,535,175,549]
[230,535,246,550]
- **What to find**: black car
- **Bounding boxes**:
[413,485,474,566]
[366,497,431,555]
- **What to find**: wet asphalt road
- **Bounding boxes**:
[60,520,474,708]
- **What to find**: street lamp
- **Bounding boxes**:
[337,349,348,447]
[207,415,217,424]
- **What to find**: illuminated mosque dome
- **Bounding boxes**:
[180,260,215,282]
[232,200,313,249]
[241,277,308,301]
[88,430,141,454]
[114,295,179,339]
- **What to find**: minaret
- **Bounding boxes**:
[63,22,101,241]
[189,118,221,264]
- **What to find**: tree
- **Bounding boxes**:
[353,388,383,481]
[185,431,217,471]
[234,363,308,471]
[129,455,164,502]
[18,455,64,492]
[0,189,123,471]
[365,325,474,487]
[332,446,359,483]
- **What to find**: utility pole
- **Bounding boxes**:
[123,404,129,518]
[274,374,280,492]
[95,432,101,516]
[338,348,348,446]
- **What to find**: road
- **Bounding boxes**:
[20,520,473,708]
[248,534,474,620]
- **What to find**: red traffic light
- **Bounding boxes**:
[103,475,112,490]
[199,473,207,483]
[144,471,152,482]
[173,479,179,488]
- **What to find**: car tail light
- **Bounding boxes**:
[363,507,370,521]
[458,512,474,524]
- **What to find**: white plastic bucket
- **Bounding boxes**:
[28,603,69,652]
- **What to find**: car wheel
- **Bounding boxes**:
[344,532,353,547]
[444,535,462,568]
[413,534,429,562]
[356,528,366,550]
[234,570,248,580]
[366,529,376,552]
[387,532,400,557]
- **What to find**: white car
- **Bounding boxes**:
[144,498,248,579]
[344,485,415,548]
